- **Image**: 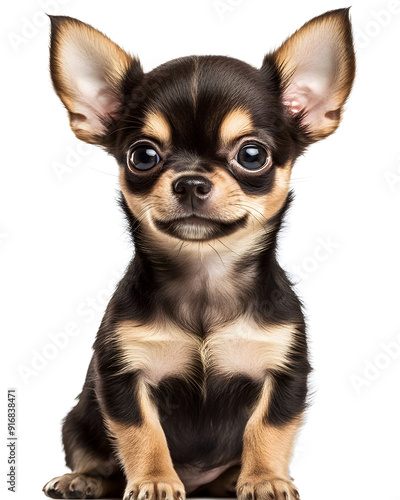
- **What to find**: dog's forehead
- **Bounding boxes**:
[127,56,274,152]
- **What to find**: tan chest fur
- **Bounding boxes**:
[115,317,295,386]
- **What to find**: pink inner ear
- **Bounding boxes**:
[282,78,333,131]
[70,75,122,135]
[278,36,347,134]
[283,92,307,115]
[60,37,127,137]
[272,10,355,139]
[71,89,121,135]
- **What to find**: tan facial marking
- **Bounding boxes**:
[246,161,293,222]
[106,383,183,489]
[219,108,254,145]
[119,169,151,221]
[142,110,171,144]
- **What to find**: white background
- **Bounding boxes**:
[1,0,400,499]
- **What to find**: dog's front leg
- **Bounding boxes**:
[105,380,185,500]
[237,378,303,500]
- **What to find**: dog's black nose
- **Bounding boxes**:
[173,176,213,209]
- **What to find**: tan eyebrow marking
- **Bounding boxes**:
[219,108,254,145]
[142,110,171,144]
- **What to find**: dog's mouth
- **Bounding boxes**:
[154,214,248,241]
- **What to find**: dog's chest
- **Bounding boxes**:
[116,317,294,385]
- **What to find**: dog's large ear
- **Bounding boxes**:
[49,16,141,144]
[269,8,355,141]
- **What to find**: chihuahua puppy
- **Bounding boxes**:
[43,8,355,500]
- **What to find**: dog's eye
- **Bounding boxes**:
[128,146,160,171]
[236,144,269,171]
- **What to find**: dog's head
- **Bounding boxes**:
[49,10,355,253]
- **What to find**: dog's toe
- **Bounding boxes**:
[43,477,64,498]
[43,474,100,499]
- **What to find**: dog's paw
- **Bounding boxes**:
[237,478,300,500]
[43,473,102,499]
[123,480,186,500]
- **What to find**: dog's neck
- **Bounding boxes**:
[131,230,274,334]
